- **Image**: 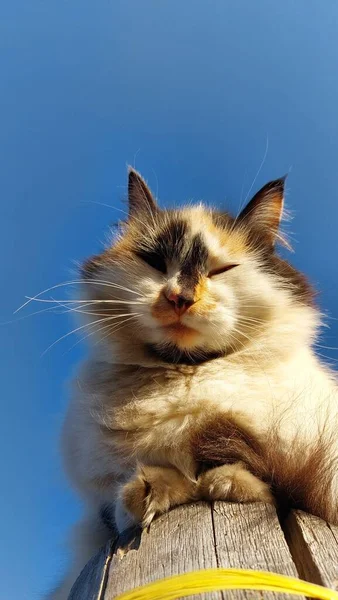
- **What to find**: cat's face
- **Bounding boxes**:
[81,169,313,364]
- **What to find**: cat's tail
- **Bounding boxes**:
[44,509,113,600]
[191,411,338,524]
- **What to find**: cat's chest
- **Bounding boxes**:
[105,366,283,475]
[93,355,334,471]
[111,365,270,438]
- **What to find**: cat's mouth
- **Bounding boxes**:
[164,322,196,333]
[161,322,199,347]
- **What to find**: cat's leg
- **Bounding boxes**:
[197,461,274,503]
[267,435,338,524]
[118,465,197,529]
[44,510,112,600]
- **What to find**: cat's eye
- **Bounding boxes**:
[208,264,239,277]
[136,251,167,274]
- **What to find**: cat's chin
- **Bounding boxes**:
[161,322,199,347]
[145,342,226,365]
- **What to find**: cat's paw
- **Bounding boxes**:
[197,462,274,504]
[122,465,196,528]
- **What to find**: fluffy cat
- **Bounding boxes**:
[47,168,338,600]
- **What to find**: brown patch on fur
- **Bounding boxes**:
[221,229,250,256]
[192,413,338,524]
[260,254,315,306]
[81,252,108,280]
[110,235,136,258]
[264,431,338,523]
[193,278,217,312]
[206,211,249,257]
[193,279,204,303]
[192,412,267,474]
[204,215,232,246]
[210,210,234,234]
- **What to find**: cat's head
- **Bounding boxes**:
[80,168,317,365]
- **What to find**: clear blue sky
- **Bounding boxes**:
[2,1,338,598]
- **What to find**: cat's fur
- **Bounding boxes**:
[47,168,338,600]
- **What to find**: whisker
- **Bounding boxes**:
[315,343,338,351]
[2,303,69,325]
[230,324,274,363]
[81,279,143,297]
[93,315,140,346]
[230,136,269,233]
[315,351,338,363]
[51,299,139,317]
[23,297,143,306]
[15,279,142,313]
[41,313,137,356]
[64,314,140,354]
[237,315,266,324]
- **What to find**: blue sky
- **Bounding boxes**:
[2,1,338,598]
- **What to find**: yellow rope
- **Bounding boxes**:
[114,568,338,600]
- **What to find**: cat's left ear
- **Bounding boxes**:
[237,176,286,247]
[128,167,158,217]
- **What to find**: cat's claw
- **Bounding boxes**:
[122,465,196,527]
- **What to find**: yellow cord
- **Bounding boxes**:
[114,568,338,600]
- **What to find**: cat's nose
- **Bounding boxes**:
[165,291,195,316]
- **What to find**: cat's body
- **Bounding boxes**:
[47,169,338,600]
[65,344,338,519]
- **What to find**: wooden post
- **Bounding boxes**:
[69,502,338,599]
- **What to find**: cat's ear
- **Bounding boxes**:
[237,176,286,246]
[128,167,158,217]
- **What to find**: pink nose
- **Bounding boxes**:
[165,291,195,316]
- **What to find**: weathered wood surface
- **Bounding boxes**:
[285,510,338,589]
[69,502,325,600]
[107,502,220,600]
[212,502,298,576]
[69,538,115,600]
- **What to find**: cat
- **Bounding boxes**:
[47,168,338,600]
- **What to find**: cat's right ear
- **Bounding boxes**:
[128,167,158,218]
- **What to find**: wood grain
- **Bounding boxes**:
[211,502,300,600]
[103,502,302,600]
[285,510,338,589]
[69,504,332,600]
[105,502,221,599]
